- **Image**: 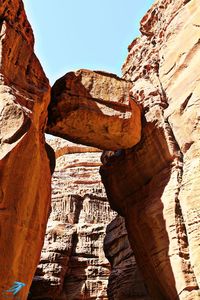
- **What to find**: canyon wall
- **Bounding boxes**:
[46,1,200,298]
[100,0,200,299]
[1,0,200,299]
[29,138,117,300]
[104,215,150,300]
[0,1,51,299]
[29,138,150,300]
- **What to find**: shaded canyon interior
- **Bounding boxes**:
[0,0,200,299]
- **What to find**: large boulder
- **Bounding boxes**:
[47,69,142,150]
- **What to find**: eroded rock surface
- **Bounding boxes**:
[104,216,150,300]
[0,1,51,299]
[2,0,200,299]
[29,138,117,300]
[100,0,200,299]
[47,69,141,150]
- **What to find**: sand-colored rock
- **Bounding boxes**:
[2,0,200,299]
[101,0,200,299]
[0,1,51,299]
[29,138,116,300]
[47,69,141,150]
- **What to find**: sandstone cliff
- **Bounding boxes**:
[29,138,117,300]
[100,0,200,299]
[104,216,150,300]
[0,1,51,299]
[2,0,200,299]
[46,1,200,297]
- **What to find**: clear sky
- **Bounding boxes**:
[23,0,154,85]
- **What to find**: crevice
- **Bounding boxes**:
[45,143,56,175]
[163,62,176,76]
[180,93,193,114]
[0,18,3,32]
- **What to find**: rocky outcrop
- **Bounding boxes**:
[104,216,150,300]
[47,69,142,150]
[0,1,51,299]
[29,138,117,300]
[100,0,200,299]
[2,0,200,299]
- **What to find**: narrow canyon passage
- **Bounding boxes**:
[28,137,149,300]
[1,0,200,300]
[29,137,116,299]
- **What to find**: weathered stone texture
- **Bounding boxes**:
[29,138,116,300]
[2,0,200,299]
[104,216,150,300]
[101,0,200,299]
[47,69,141,150]
[0,1,51,299]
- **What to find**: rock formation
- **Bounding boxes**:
[0,1,51,299]
[100,0,200,299]
[104,216,150,300]
[46,1,200,297]
[2,0,200,299]
[29,138,117,300]
[47,69,142,150]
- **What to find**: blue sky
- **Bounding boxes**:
[23,0,154,84]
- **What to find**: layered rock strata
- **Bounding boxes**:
[2,0,200,299]
[29,138,117,300]
[0,1,51,299]
[47,69,142,150]
[100,0,200,299]
[104,216,150,300]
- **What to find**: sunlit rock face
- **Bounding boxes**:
[29,137,117,300]
[100,0,200,299]
[2,0,200,299]
[47,69,142,150]
[0,1,51,299]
